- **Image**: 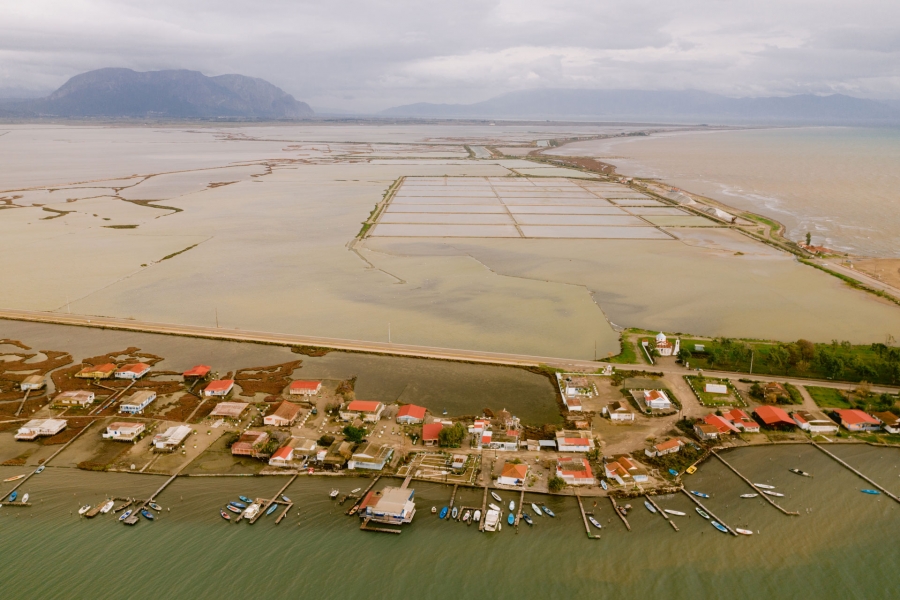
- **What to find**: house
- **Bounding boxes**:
[556,456,594,486]
[360,486,416,524]
[654,332,680,356]
[487,430,519,451]
[54,390,95,406]
[20,375,45,391]
[643,389,673,410]
[115,363,150,379]
[209,402,249,419]
[323,440,354,469]
[791,410,839,433]
[478,429,493,449]
[873,412,900,434]
[646,438,684,458]
[705,383,728,395]
[555,430,595,452]
[763,382,789,401]
[396,404,427,424]
[694,423,720,441]
[833,409,882,432]
[102,421,145,441]
[615,455,649,483]
[231,431,269,457]
[288,380,322,396]
[704,413,740,435]
[119,390,156,414]
[152,425,191,452]
[204,379,235,397]
[287,437,318,457]
[422,422,443,446]
[753,405,796,429]
[451,454,467,470]
[264,401,303,427]
[340,400,384,423]
[183,365,211,380]
[75,363,117,379]
[560,374,595,398]
[348,442,394,470]
[468,419,491,436]
[605,400,635,422]
[15,419,66,441]
[268,445,297,468]
[604,460,631,486]
[563,396,583,411]
[722,408,760,433]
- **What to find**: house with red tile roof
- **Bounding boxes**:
[722,408,760,433]
[497,461,529,486]
[231,431,269,457]
[340,400,384,423]
[556,457,594,486]
[75,363,117,379]
[288,380,322,396]
[693,423,719,441]
[487,430,519,451]
[115,363,150,379]
[264,401,303,427]
[832,409,881,432]
[646,438,684,458]
[704,413,740,435]
[183,365,211,379]
[204,379,235,397]
[396,404,427,424]
[422,422,443,446]
[643,389,673,410]
[555,430,594,452]
[753,405,796,429]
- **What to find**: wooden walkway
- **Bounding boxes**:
[449,484,459,509]
[91,379,137,415]
[249,474,298,524]
[576,494,601,539]
[712,450,800,516]
[478,485,488,531]
[680,489,737,536]
[346,476,380,516]
[15,389,30,417]
[514,489,524,527]
[360,517,401,534]
[608,495,631,531]
[4,421,95,500]
[644,495,679,531]
[812,442,900,504]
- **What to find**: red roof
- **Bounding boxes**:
[704,414,740,434]
[271,446,293,460]
[422,423,443,441]
[834,409,880,426]
[183,365,211,377]
[205,379,234,393]
[117,363,149,374]
[481,434,491,444]
[723,408,750,421]
[562,438,590,445]
[753,405,795,427]
[655,439,683,451]
[78,363,116,375]
[397,404,427,420]
[346,400,382,413]
[289,380,321,392]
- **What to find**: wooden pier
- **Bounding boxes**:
[644,494,679,531]
[449,484,459,509]
[576,494,601,539]
[360,517,401,534]
[811,442,900,504]
[15,389,30,417]
[478,485,488,531]
[347,476,380,516]
[680,489,737,536]
[514,489,524,527]
[0,501,32,507]
[275,502,293,524]
[711,450,800,516]
[5,421,95,500]
[250,474,299,524]
[608,495,631,531]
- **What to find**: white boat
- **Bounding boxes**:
[329,489,339,498]
[22,493,29,503]
[740,493,759,499]
[473,509,481,522]
[600,480,608,491]
[762,490,785,497]
[664,509,686,517]
[100,500,114,514]
[431,506,437,514]
[243,503,260,520]
[531,503,543,516]
[508,500,515,512]
[484,509,501,532]
[351,488,361,494]
[78,505,91,515]
[754,483,775,490]
[489,503,501,512]
[3,474,26,483]
[644,500,657,513]
[491,491,502,502]
[736,528,753,536]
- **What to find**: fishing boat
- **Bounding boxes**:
[148,502,161,511]
[664,509,686,517]
[220,509,231,521]
[789,468,811,477]
[711,521,728,533]
[740,493,759,499]
[489,503,501,512]
[542,505,556,518]
[736,528,753,535]
[600,480,608,491]
[3,474,25,482]
[690,490,709,498]
[239,496,252,503]
[329,489,339,499]
[281,495,290,502]
[451,507,458,519]
[266,503,278,516]
[8,491,18,502]
[463,510,472,523]
[508,500,515,512]
[119,510,132,521]
[114,500,132,513]
[473,509,481,523]
[507,513,515,526]
[695,507,710,519]
[229,501,247,509]
[35,466,44,474]
[588,516,602,529]
[762,490,785,497]
[100,500,114,514]
[225,505,241,514]
[861,489,881,495]
[668,469,679,477]
[351,488,361,494]
[754,483,775,490]
[491,491,502,502]
[141,509,155,521]
[522,513,533,525]
[243,504,260,520]
[531,503,543,516]
[644,500,657,513]
[685,466,697,475]
[439,506,449,519]
[21,493,29,503]
[348,506,359,516]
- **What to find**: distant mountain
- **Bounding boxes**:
[381,89,900,124]
[4,68,313,119]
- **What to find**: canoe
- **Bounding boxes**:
[266,504,278,516]
[473,510,481,522]
[531,503,543,516]
[711,521,728,533]
[740,493,759,499]
[451,507,458,519]
[439,506,449,519]
[119,510,132,521]
[736,528,753,535]
[230,501,247,509]
[351,488,361,494]
[100,500,114,514]
[588,516,602,529]
[35,466,44,474]
[668,469,679,477]
[695,508,710,519]
[690,490,709,498]
[754,484,775,490]
[542,505,556,518]
[789,468,811,477]
[508,500,515,512]
[762,490,785,497]
[239,495,252,503]
[141,509,155,520]
[600,480,608,491]
[220,510,231,521]
[148,502,161,511]
[489,503,501,512]
[664,509,686,517]
[8,491,17,502]
[523,513,533,525]
[3,474,25,482]
[225,505,241,514]
[491,492,502,502]
[644,500,657,513]
[507,513,515,526]
[861,489,881,495]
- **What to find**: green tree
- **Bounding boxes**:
[806,231,812,245]
[548,476,566,493]
[342,425,366,444]
[438,422,466,448]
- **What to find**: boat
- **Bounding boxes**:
[491,491,502,502]
[229,501,247,509]
[711,521,728,533]
[600,480,608,491]
[21,493,29,503]
[507,513,515,526]
[442,409,448,415]
[508,500,515,511]
[8,491,17,502]
[690,490,709,498]
[225,505,241,514]
[114,500,132,513]
[695,507,710,519]
[588,516,602,529]
[668,469,679,477]
[740,493,759,499]
[754,484,775,490]
[762,490,785,497]
[685,466,697,475]
[439,506,449,519]
[239,496,252,503]
[451,507,458,519]
[644,500,657,513]
[789,468,811,477]
[3,474,25,482]
[736,528,753,535]
[266,503,278,516]
[243,504,260,520]
[463,510,472,523]
[531,503,543,516]
[522,513,533,525]
[351,488,361,494]
[100,500,114,514]
[348,506,359,516]
[431,506,437,514]
[489,503,501,512]
[148,502,161,511]
[861,489,881,495]
[484,509,500,532]
[141,509,155,520]
[473,509,481,523]
[664,509,686,517]
[281,495,290,502]
[542,505,556,518]
[35,466,44,474]
[119,510,132,521]
[220,509,231,521]
[330,489,339,499]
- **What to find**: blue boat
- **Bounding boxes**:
[522,513,533,525]
[141,509,155,521]
[119,510,132,521]
[668,469,679,477]
[239,496,252,503]
[861,489,881,495]
[439,506,449,519]
[542,505,556,518]
[600,480,608,491]
[507,513,515,526]
[35,466,45,474]
[230,501,247,509]
[266,504,278,516]
[690,490,710,498]
[281,495,290,503]
[711,521,728,533]
[9,491,17,502]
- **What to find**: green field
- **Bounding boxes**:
[806,386,852,409]
[685,375,744,407]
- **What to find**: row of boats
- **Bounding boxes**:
[434,491,558,531]
[76,499,161,524]
[2,466,45,503]
[219,494,291,521]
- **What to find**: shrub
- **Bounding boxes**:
[548,476,566,493]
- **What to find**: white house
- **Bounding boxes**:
[20,375,45,391]
[563,396,583,411]
[791,411,839,434]
[556,457,594,486]
[15,419,66,441]
[103,421,145,441]
[497,461,528,486]
[555,431,594,452]
[605,400,635,422]
[203,379,235,397]
[645,438,684,458]
[339,400,384,423]
[486,430,519,452]
[115,363,150,379]
[362,486,416,524]
[396,404,427,424]
[119,390,156,414]
[152,425,191,451]
[348,443,394,470]
[288,380,322,396]
[54,390,95,406]
[642,389,672,410]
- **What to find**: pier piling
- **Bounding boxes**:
[711,450,800,516]
[811,442,900,504]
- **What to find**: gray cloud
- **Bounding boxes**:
[1,0,898,111]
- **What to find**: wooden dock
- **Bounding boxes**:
[250,474,299,524]
[680,489,737,536]
[478,485,488,531]
[514,489,524,527]
[0,501,32,507]
[644,494,679,531]
[711,450,800,516]
[5,421,95,500]
[811,442,900,504]
[346,476,380,516]
[275,502,293,524]
[608,495,631,531]
[449,484,459,509]
[576,494,601,539]
[360,517,401,534]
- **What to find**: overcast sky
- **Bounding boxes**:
[2,0,899,111]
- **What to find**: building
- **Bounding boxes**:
[340,400,384,423]
[323,440,354,469]
[654,332,680,357]
[264,401,303,427]
[422,422,443,446]
[348,442,394,470]
[477,429,493,449]
[694,423,719,441]
[791,410,839,433]
[103,421,145,441]
[833,409,882,432]
[563,396,583,412]
[643,389,673,411]
[268,438,315,468]
[605,400,635,422]
[268,445,297,468]
[753,405,796,429]
[75,363,116,379]
[873,412,900,434]
[616,455,648,483]
[556,457,594,486]
[209,402,249,419]
[183,365,211,380]
[722,408,760,433]
[152,425,191,452]
[555,431,595,452]
[54,390,95,406]
[705,383,728,395]
[15,419,66,441]
[646,438,684,458]
[20,375,45,391]
[115,363,150,379]
[288,437,318,458]
[704,413,740,435]
[487,430,519,451]
[605,456,648,486]
[560,374,595,398]
[204,379,235,397]
[763,382,789,401]
[360,486,416,525]
[469,419,490,435]
[119,390,156,414]
[451,454,467,470]
[396,404,427,424]
[231,431,269,457]
[288,380,322,396]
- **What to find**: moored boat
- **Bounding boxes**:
[711,521,728,533]
[473,509,481,523]
[119,510,132,521]
[789,468,811,477]
[9,491,18,502]
[588,516,602,529]
[439,506,449,519]
[531,503,543,516]
[644,500,657,513]
[685,466,697,475]
[861,489,881,495]
[266,503,278,516]
[762,490,785,497]
[736,528,753,535]
[21,493,29,504]
[148,502,161,511]
[282,495,290,502]
[695,507,710,519]
[239,495,252,503]
[483,509,500,532]
[740,493,759,499]
[542,505,556,517]
[141,509,155,520]
[463,510,472,523]
[690,490,709,498]
[754,483,775,490]
[664,509,686,517]
[230,501,247,509]
[35,466,44,474]
[451,507,458,519]
[508,500,515,512]
[600,480,608,491]
[226,505,241,514]
[431,506,437,514]
[220,509,231,521]
[100,500,114,514]
[491,491,502,502]
[351,488,361,494]
[668,469,679,477]
[522,513,533,525]
[243,504,260,520]
[3,474,25,482]
[329,489,339,499]
[507,513,515,526]
[488,503,501,512]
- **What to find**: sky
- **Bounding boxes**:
[1,0,899,112]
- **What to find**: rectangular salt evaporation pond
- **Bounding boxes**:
[514,214,647,226]
[608,198,666,206]
[395,190,497,197]
[371,223,521,237]
[501,198,615,206]
[391,196,503,205]
[626,206,690,215]
[494,191,597,198]
[507,205,626,215]
[384,204,508,214]
[643,215,721,227]
[379,213,514,225]
[519,225,673,239]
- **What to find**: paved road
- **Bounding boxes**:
[1,308,897,394]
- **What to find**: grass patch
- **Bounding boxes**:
[605,337,638,364]
[685,375,745,407]
[103,224,139,229]
[806,386,852,409]
[161,243,199,261]
[784,383,804,405]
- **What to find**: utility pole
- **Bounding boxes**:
[388,322,391,343]
[749,350,754,375]
[215,308,219,328]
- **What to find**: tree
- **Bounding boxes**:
[318,434,335,447]
[855,381,872,401]
[438,422,466,448]
[548,476,566,493]
[749,382,764,400]
[797,339,816,361]
[806,231,812,245]
[342,425,366,444]
[678,348,692,363]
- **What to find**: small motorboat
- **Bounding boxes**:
[243,504,260,520]
[473,509,481,522]
[141,509,155,521]
[664,509,686,517]
[762,490,785,498]
[351,488,361,494]
[600,480,608,491]
[489,503,501,512]
[531,503,543,516]
[754,484,775,490]
[220,509,231,521]
[35,466,45,474]
[451,507,459,519]
[348,506,359,516]
[230,501,247,509]
[239,495,252,503]
[740,493,759,499]
[690,490,709,498]
[9,491,18,502]
[100,500,114,514]
[588,516,602,529]
[491,491,502,502]
[644,500,657,513]
[119,510,132,521]
[439,506,449,519]
[148,502,162,511]
[330,489,339,499]
[736,528,753,535]
[522,513,533,525]
[685,466,697,475]
[542,505,556,518]
[507,513,515,526]
[226,505,241,514]
[21,493,29,504]
[282,495,290,502]
[668,469,679,477]
[463,510,472,523]
[711,521,728,533]
[431,506,437,514]
[3,474,25,482]
[861,489,881,495]
[508,500,515,512]
[114,500,132,513]
[695,508,710,520]
[789,468,811,477]
[442,409,448,415]
[266,503,278,516]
